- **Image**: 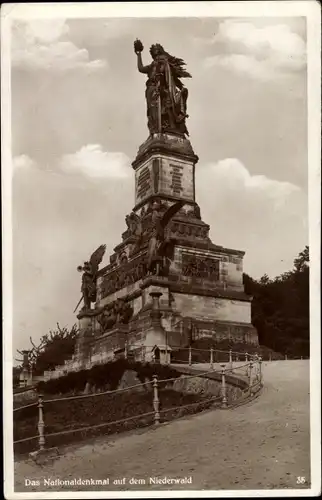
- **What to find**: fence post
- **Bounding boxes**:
[210,347,214,370]
[248,360,253,396]
[124,340,128,360]
[229,349,233,369]
[220,365,227,408]
[38,394,45,451]
[236,354,239,362]
[285,354,288,361]
[245,352,249,362]
[152,375,160,425]
[269,352,272,362]
[259,357,263,386]
[188,346,192,366]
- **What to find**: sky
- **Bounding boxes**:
[10,15,308,353]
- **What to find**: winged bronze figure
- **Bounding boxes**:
[74,244,106,312]
[147,200,184,275]
[125,211,145,255]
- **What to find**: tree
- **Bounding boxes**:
[16,323,79,375]
[294,245,309,272]
[243,246,310,357]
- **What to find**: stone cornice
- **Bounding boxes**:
[132,133,199,169]
[133,194,196,213]
[175,239,245,256]
[169,282,251,302]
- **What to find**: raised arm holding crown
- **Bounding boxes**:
[134,39,191,136]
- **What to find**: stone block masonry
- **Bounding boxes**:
[73,130,258,367]
[172,294,251,324]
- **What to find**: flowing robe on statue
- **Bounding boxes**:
[144,55,188,135]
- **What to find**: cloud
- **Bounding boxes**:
[197,158,307,278]
[25,19,69,43]
[12,150,134,353]
[11,20,106,71]
[204,20,306,80]
[204,157,300,200]
[60,144,131,179]
[12,154,36,171]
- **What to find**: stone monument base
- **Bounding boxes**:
[73,132,258,369]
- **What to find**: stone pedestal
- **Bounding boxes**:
[74,311,95,368]
[72,133,258,367]
[142,292,170,363]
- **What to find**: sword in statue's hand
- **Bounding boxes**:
[73,294,84,314]
[73,267,97,314]
[73,273,98,313]
[157,79,162,133]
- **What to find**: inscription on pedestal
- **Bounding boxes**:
[152,159,160,194]
[137,166,151,200]
[170,164,183,196]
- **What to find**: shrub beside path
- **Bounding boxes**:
[14,360,310,492]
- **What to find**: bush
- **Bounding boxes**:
[36,359,181,396]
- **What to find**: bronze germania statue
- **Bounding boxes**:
[134,39,191,136]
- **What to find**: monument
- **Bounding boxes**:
[73,40,258,367]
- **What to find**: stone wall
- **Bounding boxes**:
[158,155,194,201]
[171,374,243,403]
[172,293,251,323]
[134,153,195,205]
[97,279,142,307]
[173,246,245,290]
[14,388,37,404]
[117,370,151,393]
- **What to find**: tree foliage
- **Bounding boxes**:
[243,246,309,357]
[16,323,79,375]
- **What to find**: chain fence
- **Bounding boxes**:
[13,350,263,457]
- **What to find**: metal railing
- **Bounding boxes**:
[38,342,274,381]
[14,353,263,455]
[125,343,262,366]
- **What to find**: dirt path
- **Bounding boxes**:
[13,360,310,492]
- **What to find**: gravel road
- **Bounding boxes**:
[13,360,310,493]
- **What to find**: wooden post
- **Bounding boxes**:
[152,375,160,425]
[285,354,288,361]
[210,347,214,370]
[221,365,227,408]
[229,349,233,370]
[188,346,192,366]
[124,340,128,359]
[38,394,45,451]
